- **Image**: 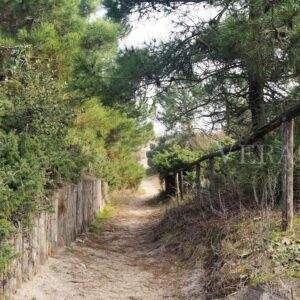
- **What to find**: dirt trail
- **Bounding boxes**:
[14,176,184,300]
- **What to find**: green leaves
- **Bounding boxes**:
[269,233,300,275]
[82,20,119,51]
[0,0,153,266]
[68,98,153,189]
[147,136,200,177]
[0,243,16,274]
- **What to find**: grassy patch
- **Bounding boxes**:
[147,191,171,206]
[147,191,194,207]
[0,243,17,274]
[145,168,157,177]
[266,215,300,279]
[155,198,300,298]
[89,205,115,237]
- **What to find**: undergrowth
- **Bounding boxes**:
[155,198,300,298]
[89,205,115,237]
[147,191,171,206]
[0,244,17,274]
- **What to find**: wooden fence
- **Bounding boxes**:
[171,102,300,231]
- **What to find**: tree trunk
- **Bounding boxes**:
[165,174,176,198]
[176,172,180,200]
[282,118,294,231]
[179,171,184,200]
[208,158,215,195]
[248,76,265,131]
[248,0,265,132]
[195,164,202,203]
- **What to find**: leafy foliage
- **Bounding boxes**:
[0,0,153,272]
[104,0,300,133]
[102,0,300,295]
[148,139,198,177]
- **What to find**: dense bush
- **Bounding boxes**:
[0,0,153,271]
[147,131,286,206]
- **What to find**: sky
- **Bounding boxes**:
[91,4,216,48]
[119,11,184,135]
[91,7,182,47]
[90,7,178,135]
[90,5,217,136]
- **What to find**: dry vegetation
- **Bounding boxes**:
[154,194,300,298]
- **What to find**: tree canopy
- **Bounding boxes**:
[104,0,300,135]
[101,0,300,207]
[0,0,154,265]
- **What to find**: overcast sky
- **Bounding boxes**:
[121,11,183,135]
[90,7,177,135]
[91,5,216,47]
[91,7,182,46]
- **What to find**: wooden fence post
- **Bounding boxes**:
[179,171,184,200]
[195,164,202,203]
[165,174,176,198]
[282,118,294,231]
[176,172,180,200]
[208,158,215,195]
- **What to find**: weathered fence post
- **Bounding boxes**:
[208,158,215,195]
[176,172,180,200]
[195,164,202,203]
[179,171,184,200]
[165,174,177,198]
[282,118,294,231]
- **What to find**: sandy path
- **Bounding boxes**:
[14,176,183,300]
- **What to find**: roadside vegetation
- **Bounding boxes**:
[90,205,115,237]
[2,0,300,298]
[0,1,153,272]
[154,198,300,298]
[145,131,300,297]
[101,0,300,296]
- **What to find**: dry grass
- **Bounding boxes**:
[154,194,300,298]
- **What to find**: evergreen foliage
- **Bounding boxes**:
[104,0,300,133]
[0,0,153,271]
[103,0,300,210]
